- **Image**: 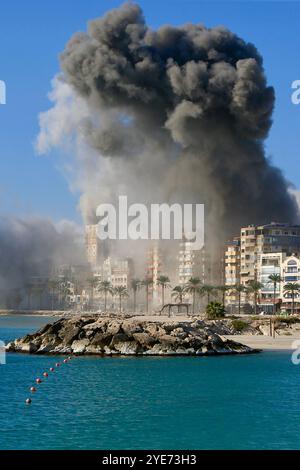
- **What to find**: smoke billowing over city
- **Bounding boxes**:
[38,1,299,252]
[0,217,84,307]
[3,0,300,453]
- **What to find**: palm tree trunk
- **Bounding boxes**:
[238,292,241,315]
[193,291,195,315]
[292,293,295,315]
[273,283,276,315]
[254,292,257,315]
[162,286,165,307]
[104,291,107,312]
[119,295,122,312]
[133,290,136,313]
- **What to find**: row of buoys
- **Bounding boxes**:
[25,356,73,405]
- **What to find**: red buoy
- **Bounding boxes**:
[55,363,60,367]
[68,356,72,360]
[49,367,54,372]
[30,387,37,393]
[36,378,42,384]
[63,359,68,363]
[26,398,32,405]
[43,372,48,377]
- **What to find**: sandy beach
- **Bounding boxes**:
[225,335,300,351]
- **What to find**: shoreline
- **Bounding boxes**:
[2,312,300,352]
[0,310,64,317]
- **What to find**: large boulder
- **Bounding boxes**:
[71,339,90,354]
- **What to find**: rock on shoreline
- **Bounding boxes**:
[6,316,259,356]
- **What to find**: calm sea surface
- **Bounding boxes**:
[0,315,299,450]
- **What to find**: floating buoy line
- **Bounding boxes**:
[25,356,74,405]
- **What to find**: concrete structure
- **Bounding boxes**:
[93,257,134,289]
[146,244,163,306]
[281,255,300,313]
[89,256,134,310]
[178,239,210,286]
[240,223,300,287]
[110,258,134,289]
[257,252,285,313]
[224,237,241,305]
[224,222,300,311]
[85,224,101,267]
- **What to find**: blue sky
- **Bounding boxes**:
[0,0,299,223]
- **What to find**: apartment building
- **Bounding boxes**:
[146,244,163,306]
[240,223,300,286]
[224,237,241,305]
[225,222,300,310]
[85,224,101,267]
[281,255,300,313]
[256,252,285,312]
[93,257,133,289]
[178,238,211,286]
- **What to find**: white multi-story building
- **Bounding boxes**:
[281,255,300,313]
[92,257,133,289]
[90,257,134,310]
[257,252,285,313]
[178,239,207,286]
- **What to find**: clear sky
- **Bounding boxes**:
[0,0,299,223]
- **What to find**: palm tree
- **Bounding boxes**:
[232,284,246,316]
[246,280,263,315]
[184,277,201,315]
[114,286,129,313]
[217,285,230,306]
[157,275,170,307]
[131,279,140,313]
[268,274,282,315]
[48,279,60,311]
[98,280,114,312]
[87,276,99,311]
[141,279,153,314]
[172,285,185,304]
[283,283,300,315]
[200,284,215,305]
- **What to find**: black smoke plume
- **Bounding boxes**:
[58,2,298,235]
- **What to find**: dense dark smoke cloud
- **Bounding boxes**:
[57,1,298,240]
[0,217,84,306]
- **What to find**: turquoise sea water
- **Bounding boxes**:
[1,315,300,450]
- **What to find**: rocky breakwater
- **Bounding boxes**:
[6,316,259,356]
